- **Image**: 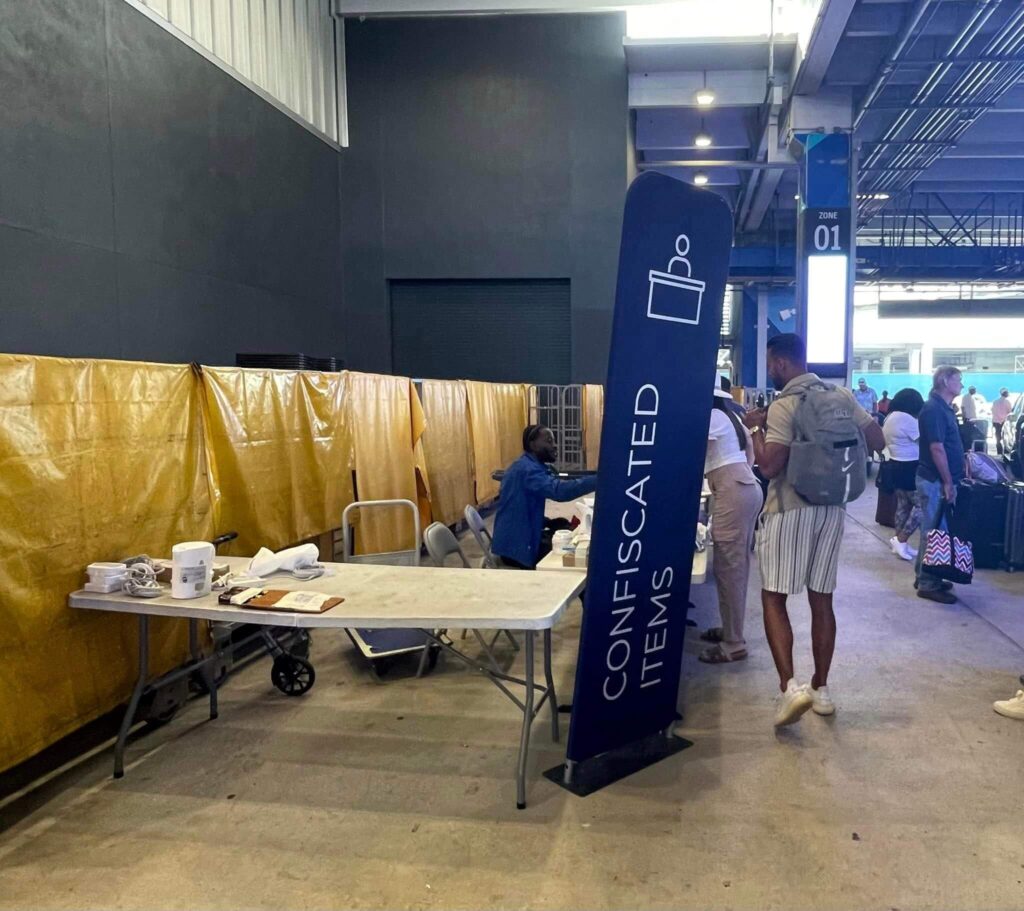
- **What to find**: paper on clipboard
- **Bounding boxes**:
[247,590,344,613]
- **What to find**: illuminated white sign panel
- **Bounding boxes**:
[806,253,848,366]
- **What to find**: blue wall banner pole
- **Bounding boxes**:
[547,171,732,796]
[793,131,854,384]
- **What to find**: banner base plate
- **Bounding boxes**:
[543,732,693,798]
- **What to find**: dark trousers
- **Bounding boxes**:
[994,422,1004,456]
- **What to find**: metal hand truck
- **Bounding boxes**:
[340,499,439,677]
[205,532,316,698]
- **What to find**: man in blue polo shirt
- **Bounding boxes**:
[491,425,598,569]
[915,366,967,604]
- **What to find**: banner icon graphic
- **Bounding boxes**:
[646,234,705,325]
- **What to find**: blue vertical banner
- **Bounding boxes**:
[796,131,853,379]
[565,171,733,768]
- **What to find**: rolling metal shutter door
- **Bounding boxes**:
[390,279,571,384]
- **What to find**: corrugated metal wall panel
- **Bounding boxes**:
[168,0,190,32]
[128,0,342,145]
[390,280,572,385]
[192,0,214,51]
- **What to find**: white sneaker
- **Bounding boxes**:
[993,690,1024,720]
[890,536,914,561]
[809,685,836,716]
[774,679,813,727]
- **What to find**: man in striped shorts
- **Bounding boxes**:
[744,334,884,727]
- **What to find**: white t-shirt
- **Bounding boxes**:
[993,396,1013,423]
[960,393,977,422]
[706,408,751,474]
[883,410,920,462]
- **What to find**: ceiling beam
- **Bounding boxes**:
[630,70,770,108]
[792,0,859,95]
[639,159,797,170]
[332,0,662,13]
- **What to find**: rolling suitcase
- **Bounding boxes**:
[1005,482,1024,572]
[874,459,899,528]
[949,481,1008,570]
[875,488,897,528]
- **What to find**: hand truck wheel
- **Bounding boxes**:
[427,644,441,671]
[271,655,316,696]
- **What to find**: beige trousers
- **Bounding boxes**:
[707,461,763,646]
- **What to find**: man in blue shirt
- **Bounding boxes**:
[915,365,967,604]
[490,425,598,569]
[854,378,879,416]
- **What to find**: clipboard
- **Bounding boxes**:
[219,587,344,613]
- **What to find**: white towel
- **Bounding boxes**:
[248,544,324,579]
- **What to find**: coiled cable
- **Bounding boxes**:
[122,562,162,598]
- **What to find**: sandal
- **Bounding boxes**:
[699,627,724,643]
[699,644,748,664]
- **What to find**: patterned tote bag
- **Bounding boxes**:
[922,502,974,585]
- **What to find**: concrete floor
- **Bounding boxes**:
[2,487,1024,910]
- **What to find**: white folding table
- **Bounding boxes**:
[69,556,585,808]
[536,543,710,584]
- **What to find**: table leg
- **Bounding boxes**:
[114,615,149,779]
[189,619,218,720]
[516,631,535,810]
[543,628,558,743]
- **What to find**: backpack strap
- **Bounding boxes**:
[774,378,833,401]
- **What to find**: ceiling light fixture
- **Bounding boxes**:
[695,71,715,107]
[694,172,709,186]
[695,117,712,148]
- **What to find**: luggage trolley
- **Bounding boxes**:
[207,532,316,698]
[340,499,439,676]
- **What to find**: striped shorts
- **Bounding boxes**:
[756,505,846,595]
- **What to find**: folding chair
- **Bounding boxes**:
[464,504,497,568]
[423,522,519,667]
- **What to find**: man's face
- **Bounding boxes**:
[945,373,964,397]
[531,428,558,464]
[858,379,867,390]
[766,353,783,389]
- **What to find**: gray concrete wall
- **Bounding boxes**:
[0,0,344,365]
[339,14,627,383]
[1,4,626,376]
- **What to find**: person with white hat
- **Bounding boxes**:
[698,376,763,664]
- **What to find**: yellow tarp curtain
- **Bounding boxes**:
[0,355,213,773]
[419,379,475,526]
[584,384,604,469]
[346,372,422,554]
[0,357,559,773]
[200,367,354,557]
[465,381,528,504]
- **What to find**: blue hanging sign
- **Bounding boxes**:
[565,171,733,769]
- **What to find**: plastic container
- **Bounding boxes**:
[171,541,215,600]
[551,530,573,554]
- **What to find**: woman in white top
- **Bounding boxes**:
[881,388,925,561]
[699,379,763,663]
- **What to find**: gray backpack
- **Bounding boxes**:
[781,380,868,506]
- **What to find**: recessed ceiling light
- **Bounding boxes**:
[793,194,799,200]
[695,89,715,106]
[695,132,712,148]
[875,192,890,200]
[694,172,709,186]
